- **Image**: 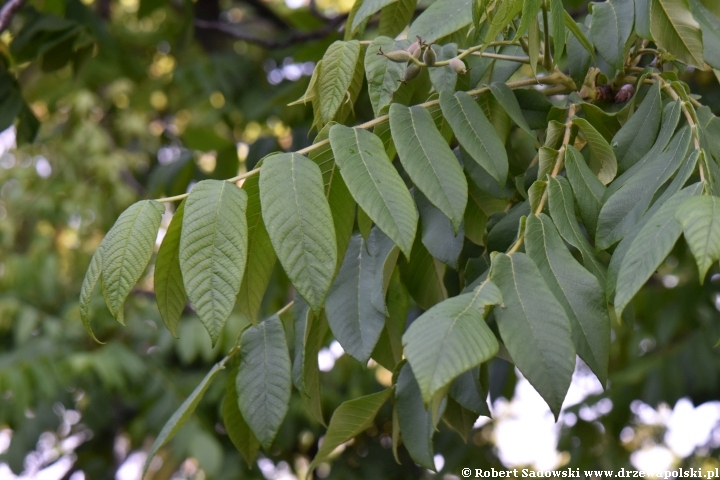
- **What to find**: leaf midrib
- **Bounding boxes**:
[656,0,703,65]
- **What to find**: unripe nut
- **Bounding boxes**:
[402,63,422,83]
[449,57,467,74]
[407,42,421,58]
[423,46,437,66]
[384,50,411,62]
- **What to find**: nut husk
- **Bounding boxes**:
[449,57,467,74]
[384,50,411,62]
[423,46,437,66]
[402,63,422,83]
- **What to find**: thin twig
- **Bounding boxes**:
[0,0,26,33]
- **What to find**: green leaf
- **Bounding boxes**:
[329,124,418,257]
[636,0,653,39]
[596,126,691,250]
[260,153,337,312]
[379,0,418,37]
[610,101,683,191]
[309,123,356,265]
[689,0,720,70]
[180,180,248,345]
[487,82,533,135]
[102,200,164,323]
[565,11,596,60]
[395,363,438,470]
[79,247,104,343]
[443,397,479,441]
[236,315,292,449]
[484,0,523,44]
[525,214,610,384]
[415,189,464,269]
[477,90,512,142]
[400,234,447,310]
[547,177,607,287]
[237,164,276,325]
[353,0,398,31]
[365,37,410,117]
[490,253,575,418]
[514,90,553,131]
[309,389,393,472]
[613,83,663,173]
[403,280,501,403]
[578,104,621,143]
[565,146,605,238]
[368,227,400,315]
[449,367,490,417]
[440,91,508,185]
[288,59,320,107]
[357,200,374,241]
[568,20,593,88]
[549,0,566,61]
[408,0,473,43]
[389,104,468,232]
[675,195,720,282]
[222,366,260,467]
[606,149,700,300]
[528,180,547,214]
[486,201,531,253]
[573,117,618,185]
[143,359,225,476]
[514,0,542,40]
[590,0,634,70]
[428,43,459,93]
[155,200,187,337]
[615,184,703,317]
[326,233,386,363]
[318,40,363,125]
[292,295,327,425]
[371,268,408,369]
[651,0,704,68]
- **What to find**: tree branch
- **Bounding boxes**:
[194,15,347,49]
[0,0,26,33]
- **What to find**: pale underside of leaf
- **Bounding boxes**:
[491,252,576,418]
[102,200,165,323]
[329,124,418,257]
[403,280,501,403]
[390,103,467,232]
[180,180,248,345]
[260,153,338,312]
[236,315,292,449]
[309,388,393,472]
[155,200,187,337]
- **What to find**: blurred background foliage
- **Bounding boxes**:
[1,0,720,478]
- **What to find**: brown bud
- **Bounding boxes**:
[449,57,467,74]
[401,63,422,83]
[595,84,613,102]
[423,46,437,66]
[614,84,635,103]
[407,42,421,58]
[384,50,411,62]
